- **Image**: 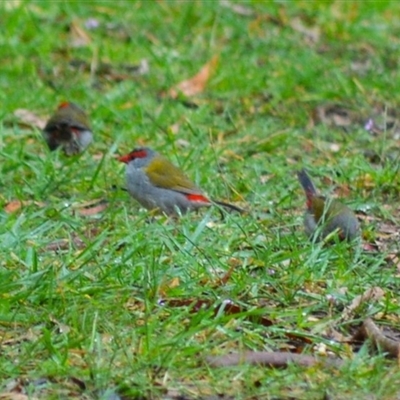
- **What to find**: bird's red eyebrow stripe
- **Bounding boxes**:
[58,102,70,109]
[185,194,210,203]
[118,149,147,164]
[130,149,147,159]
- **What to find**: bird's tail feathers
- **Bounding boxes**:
[213,199,244,213]
[297,169,318,210]
[297,169,317,196]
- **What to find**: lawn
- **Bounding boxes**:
[1,1,400,399]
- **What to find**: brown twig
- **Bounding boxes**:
[355,318,400,358]
[206,351,343,369]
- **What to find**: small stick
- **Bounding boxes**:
[206,351,343,369]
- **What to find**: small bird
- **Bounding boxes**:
[42,102,93,155]
[118,147,243,216]
[297,169,360,241]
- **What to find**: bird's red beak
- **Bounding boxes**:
[117,154,130,164]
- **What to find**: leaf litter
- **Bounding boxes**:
[164,55,219,99]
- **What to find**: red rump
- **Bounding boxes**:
[305,191,314,209]
[297,170,317,210]
[118,148,148,164]
[185,193,210,203]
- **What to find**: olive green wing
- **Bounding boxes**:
[144,155,203,195]
[56,106,90,130]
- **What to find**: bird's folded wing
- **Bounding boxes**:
[145,155,204,195]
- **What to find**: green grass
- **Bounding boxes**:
[1,1,400,398]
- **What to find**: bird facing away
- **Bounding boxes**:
[42,102,93,156]
[297,169,360,241]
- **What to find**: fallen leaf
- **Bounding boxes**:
[72,199,108,216]
[341,287,385,321]
[3,0,22,10]
[44,237,85,252]
[387,253,400,273]
[76,203,108,216]
[333,183,352,198]
[159,277,180,297]
[0,393,34,400]
[4,200,45,213]
[326,326,351,343]
[13,109,46,130]
[175,138,190,148]
[69,19,91,47]
[313,104,359,128]
[1,330,37,346]
[219,0,255,16]
[379,222,399,235]
[166,55,219,98]
[4,201,24,213]
[362,242,380,252]
[50,316,71,334]
[290,17,320,43]
[168,122,181,135]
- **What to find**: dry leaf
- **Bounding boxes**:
[13,109,46,130]
[220,0,255,16]
[1,330,37,346]
[341,287,385,321]
[159,277,180,297]
[326,326,351,343]
[168,122,181,135]
[4,200,45,213]
[76,202,108,216]
[165,277,180,289]
[313,104,359,128]
[4,0,22,10]
[5,201,25,213]
[92,152,105,161]
[0,394,35,400]
[290,17,320,43]
[50,316,71,334]
[44,237,85,252]
[69,20,91,47]
[72,199,108,216]
[166,55,219,98]
[379,222,399,235]
[386,253,400,273]
[175,138,190,148]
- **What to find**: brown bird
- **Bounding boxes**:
[42,102,93,155]
[297,169,360,241]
